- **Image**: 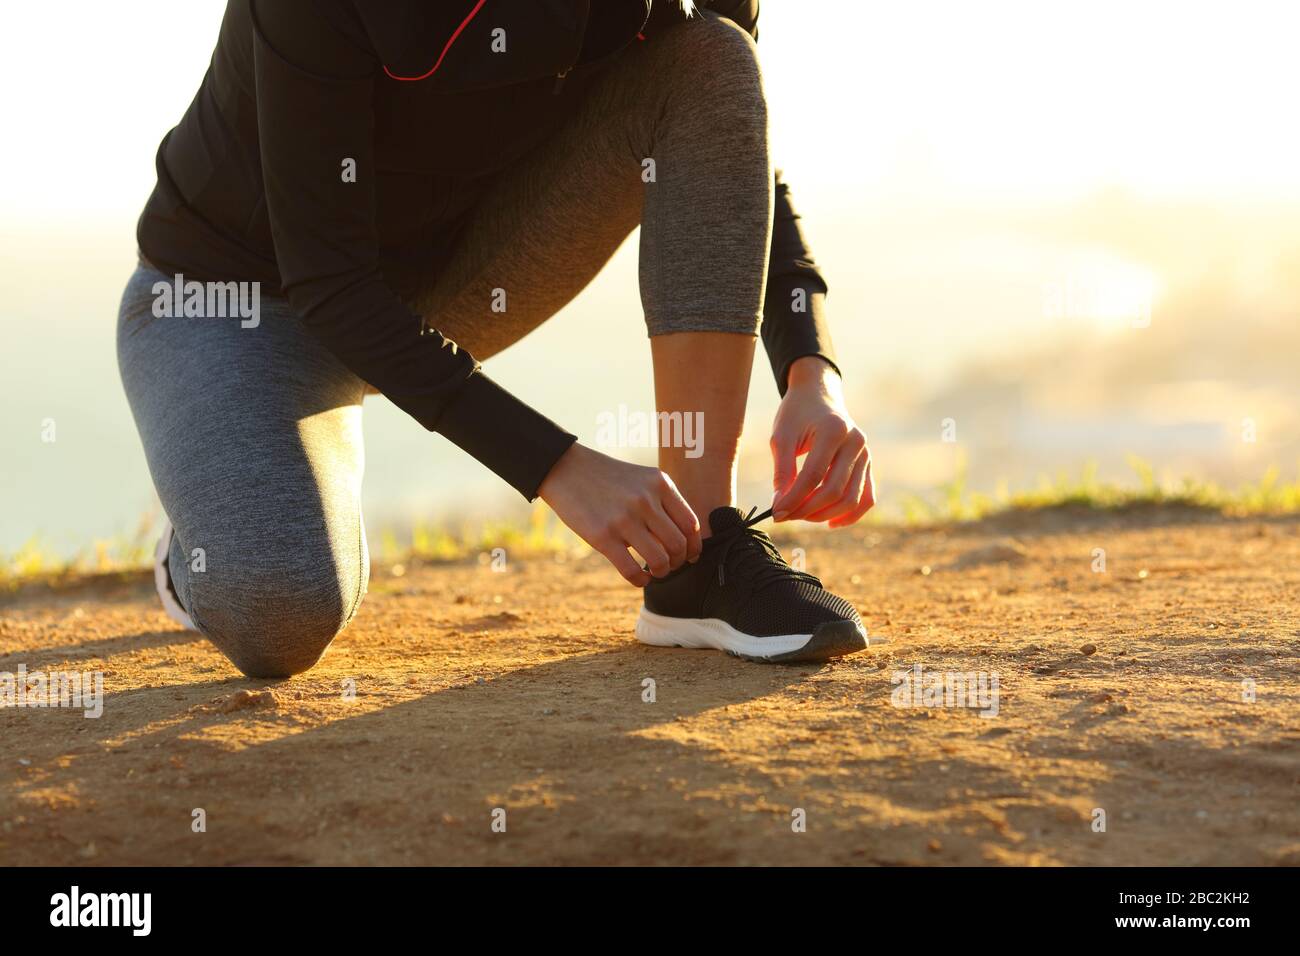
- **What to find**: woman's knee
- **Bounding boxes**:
[187,554,368,679]
[626,12,768,175]
[661,12,766,108]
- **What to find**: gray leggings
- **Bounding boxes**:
[117,14,773,678]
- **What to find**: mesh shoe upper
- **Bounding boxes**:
[644,506,863,638]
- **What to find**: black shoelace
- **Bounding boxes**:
[709,507,821,591]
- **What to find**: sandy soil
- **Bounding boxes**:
[2,507,1298,866]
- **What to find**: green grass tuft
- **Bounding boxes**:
[893,454,1300,525]
[380,501,578,566]
[6,460,1300,587]
[0,512,159,591]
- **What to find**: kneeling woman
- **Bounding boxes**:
[119,0,876,677]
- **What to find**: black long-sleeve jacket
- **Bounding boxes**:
[137,0,836,500]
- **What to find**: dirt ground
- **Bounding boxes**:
[2,507,1298,866]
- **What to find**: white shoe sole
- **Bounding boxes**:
[154,520,198,632]
[635,606,867,663]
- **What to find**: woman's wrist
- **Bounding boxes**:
[786,355,840,394]
[538,441,584,503]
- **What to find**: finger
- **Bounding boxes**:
[805,449,868,523]
[773,424,844,518]
[598,538,652,587]
[829,459,878,528]
[625,522,672,579]
[770,429,802,501]
[645,500,689,570]
[786,435,864,521]
[658,476,703,562]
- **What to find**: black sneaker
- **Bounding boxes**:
[637,506,868,663]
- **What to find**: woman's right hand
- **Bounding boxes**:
[539,443,702,586]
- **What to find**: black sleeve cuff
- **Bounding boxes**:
[761,280,840,395]
[433,371,578,501]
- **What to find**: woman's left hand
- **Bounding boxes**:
[770,357,876,528]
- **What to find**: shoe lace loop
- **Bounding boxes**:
[712,507,820,591]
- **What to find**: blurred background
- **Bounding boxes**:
[3,0,1299,558]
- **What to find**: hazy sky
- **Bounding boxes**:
[3,1,1299,554]
[4,0,1300,232]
